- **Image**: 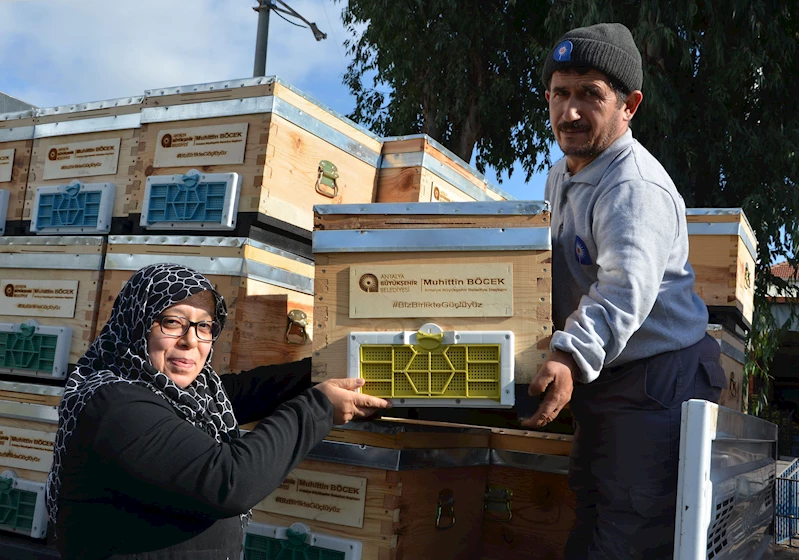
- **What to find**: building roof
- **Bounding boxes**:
[772,261,798,280]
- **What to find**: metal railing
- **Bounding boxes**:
[777,458,799,546]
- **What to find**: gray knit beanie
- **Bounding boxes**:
[542,23,643,93]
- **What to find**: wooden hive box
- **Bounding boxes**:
[23,97,142,235]
[481,428,575,560]
[686,209,757,329]
[127,76,381,236]
[312,201,552,409]
[0,381,61,540]
[247,418,492,560]
[377,135,512,204]
[0,236,105,379]
[98,235,315,374]
[707,324,745,412]
[0,109,37,234]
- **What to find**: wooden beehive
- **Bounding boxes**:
[481,428,575,560]
[128,77,381,235]
[23,97,142,233]
[687,209,757,328]
[0,236,105,378]
[97,235,315,374]
[0,109,36,232]
[0,381,60,540]
[0,381,60,484]
[377,135,512,204]
[312,201,552,407]
[707,324,745,412]
[249,419,491,560]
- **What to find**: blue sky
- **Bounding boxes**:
[0,0,555,201]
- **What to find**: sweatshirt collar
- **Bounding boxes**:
[564,129,634,186]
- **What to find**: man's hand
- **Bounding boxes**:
[521,350,577,429]
[315,378,391,425]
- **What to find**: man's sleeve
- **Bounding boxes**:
[550,181,679,383]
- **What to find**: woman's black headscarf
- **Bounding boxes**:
[46,263,240,526]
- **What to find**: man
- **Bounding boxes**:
[520,23,727,559]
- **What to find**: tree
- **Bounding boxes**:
[340,0,553,177]
[342,0,799,412]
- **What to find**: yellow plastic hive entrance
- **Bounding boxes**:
[359,343,502,400]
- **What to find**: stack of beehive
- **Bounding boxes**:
[0,76,388,545]
[686,208,757,412]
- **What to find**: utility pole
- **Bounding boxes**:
[251,0,327,78]
[253,0,272,78]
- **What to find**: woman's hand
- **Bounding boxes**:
[315,378,391,424]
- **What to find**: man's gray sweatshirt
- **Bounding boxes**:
[545,129,708,383]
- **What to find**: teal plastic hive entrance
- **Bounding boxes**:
[0,478,36,533]
[36,190,102,229]
[0,330,58,373]
[244,529,346,560]
[146,180,228,223]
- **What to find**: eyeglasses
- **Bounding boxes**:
[154,315,222,342]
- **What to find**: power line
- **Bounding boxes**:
[319,0,346,68]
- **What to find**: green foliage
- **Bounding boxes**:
[339,0,554,176]
[340,0,799,408]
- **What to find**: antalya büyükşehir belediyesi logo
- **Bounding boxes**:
[161,134,173,148]
[48,148,58,161]
[358,274,379,292]
[3,284,14,298]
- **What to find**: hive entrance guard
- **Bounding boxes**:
[0,320,72,379]
[31,180,115,234]
[349,322,514,408]
[243,521,362,560]
[0,471,47,539]
[140,168,241,230]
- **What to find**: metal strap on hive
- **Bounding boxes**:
[33,96,143,137]
[306,440,490,471]
[314,227,550,253]
[315,200,548,216]
[0,110,36,142]
[0,401,59,424]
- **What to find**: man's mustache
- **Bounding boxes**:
[558,122,590,132]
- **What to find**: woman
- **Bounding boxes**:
[46,263,388,559]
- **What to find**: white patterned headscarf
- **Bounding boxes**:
[46,263,240,527]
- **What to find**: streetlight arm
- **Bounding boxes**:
[271,0,327,40]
